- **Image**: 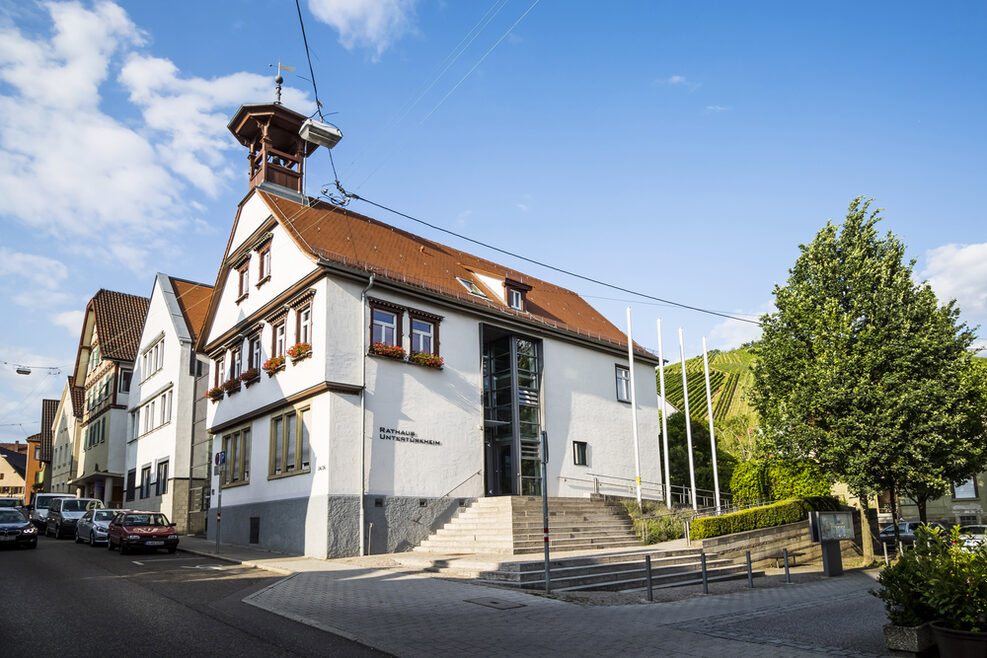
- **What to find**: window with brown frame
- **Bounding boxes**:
[221,427,251,488]
[409,310,441,356]
[257,244,271,284]
[269,406,311,478]
[369,299,403,347]
[237,261,249,299]
[953,478,979,500]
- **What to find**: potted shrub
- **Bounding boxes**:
[207,386,224,402]
[369,342,405,360]
[240,367,260,385]
[871,536,937,656]
[263,355,286,376]
[222,378,241,395]
[287,341,312,363]
[924,526,987,655]
[408,351,443,369]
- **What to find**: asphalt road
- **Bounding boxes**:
[0,533,387,657]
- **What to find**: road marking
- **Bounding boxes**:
[132,561,144,565]
[181,564,228,571]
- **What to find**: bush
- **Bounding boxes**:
[620,500,687,544]
[730,457,831,504]
[690,496,839,540]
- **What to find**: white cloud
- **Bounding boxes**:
[924,242,987,316]
[516,203,529,212]
[667,75,687,85]
[660,74,700,91]
[705,105,731,113]
[51,310,84,334]
[308,0,418,59]
[0,247,73,308]
[708,303,772,350]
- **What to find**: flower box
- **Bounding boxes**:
[240,368,260,386]
[287,342,312,363]
[222,378,241,395]
[370,342,406,360]
[207,386,224,402]
[263,356,286,376]
[408,351,444,369]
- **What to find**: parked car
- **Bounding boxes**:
[878,521,948,544]
[959,524,986,551]
[106,511,179,555]
[0,508,38,548]
[46,497,104,539]
[27,492,76,529]
[75,508,120,546]
[0,497,23,509]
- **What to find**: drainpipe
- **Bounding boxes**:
[359,274,375,556]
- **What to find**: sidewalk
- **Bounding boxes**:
[180,537,890,657]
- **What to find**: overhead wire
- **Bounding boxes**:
[294,0,324,121]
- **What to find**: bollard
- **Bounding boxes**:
[883,541,889,566]
[645,555,653,602]
[783,547,792,584]
[700,552,709,595]
[745,550,754,588]
[685,520,691,546]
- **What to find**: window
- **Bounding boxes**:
[411,319,434,354]
[573,441,588,466]
[140,465,152,499]
[508,288,523,311]
[142,340,163,380]
[34,446,41,461]
[372,309,397,346]
[214,356,225,387]
[126,470,136,501]
[119,369,132,393]
[156,461,169,496]
[953,478,979,500]
[297,306,312,345]
[615,365,631,403]
[231,347,242,380]
[87,345,101,374]
[249,335,262,369]
[269,407,311,478]
[221,428,251,487]
[456,277,487,298]
[258,245,271,282]
[271,321,286,358]
[237,262,249,298]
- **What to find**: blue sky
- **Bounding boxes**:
[1,0,985,442]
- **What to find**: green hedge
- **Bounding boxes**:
[690,496,840,540]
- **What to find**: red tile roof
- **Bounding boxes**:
[259,191,653,359]
[169,277,213,341]
[91,289,150,362]
[69,378,84,419]
[40,399,58,462]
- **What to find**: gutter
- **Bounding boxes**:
[359,274,375,556]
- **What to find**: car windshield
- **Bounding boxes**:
[35,496,59,509]
[94,510,116,522]
[62,499,102,512]
[0,499,20,508]
[0,509,25,523]
[962,525,986,535]
[123,514,169,527]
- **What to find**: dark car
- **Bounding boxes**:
[0,508,38,548]
[106,511,179,555]
[46,497,104,539]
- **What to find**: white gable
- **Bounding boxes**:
[229,193,275,255]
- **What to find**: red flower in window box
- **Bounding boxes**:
[207,386,224,402]
[240,367,260,385]
[222,378,241,394]
[287,342,312,362]
[263,356,286,376]
[408,351,444,369]
[369,342,406,360]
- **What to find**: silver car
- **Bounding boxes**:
[75,508,120,546]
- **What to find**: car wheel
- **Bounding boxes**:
[89,531,96,547]
[119,543,128,556]
[75,530,82,543]
[167,547,176,554]
[54,523,61,539]
[44,523,51,537]
[108,538,115,550]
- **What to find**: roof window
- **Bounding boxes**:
[456,277,487,298]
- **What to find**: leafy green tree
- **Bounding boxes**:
[750,197,986,537]
[665,411,737,500]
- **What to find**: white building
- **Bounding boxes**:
[50,378,83,493]
[197,102,663,557]
[126,274,213,534]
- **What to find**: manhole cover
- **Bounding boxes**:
[464,598,526,610]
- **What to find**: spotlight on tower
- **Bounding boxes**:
[299,118,343,150]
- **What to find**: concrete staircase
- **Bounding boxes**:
[413,496,641,555]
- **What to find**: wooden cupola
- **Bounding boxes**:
[227,103,319,194]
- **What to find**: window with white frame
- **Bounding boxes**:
[214,356,225,387]
[297,306,312,345]
[237,261,249,298]
[615,365,631,402]
[231,347,242,380]
[456,276,487,298]
[119,369,132,393]
[140,465,151,498]
[411,319,434,354]
[258,244,271,282]
[508,288,523,310]
[249,335,261,369]
[273,321,286,357]
[953,478,978,500]
[142,339,164,381]
[372,309,397,346]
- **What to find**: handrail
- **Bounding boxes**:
[408,469,483,527]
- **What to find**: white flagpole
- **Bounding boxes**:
[626,308,642,508]
[657,318,671,507]
[702,337,721,513]
[679,328,698,511]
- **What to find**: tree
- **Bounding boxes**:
[750,198,986,540]
[665,411,737,501]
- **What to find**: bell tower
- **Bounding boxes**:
[227,103,318,194]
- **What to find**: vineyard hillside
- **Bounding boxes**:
[658,347,756,422]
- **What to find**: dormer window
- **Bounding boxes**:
[457,277,487,298]
[508,289,523,311]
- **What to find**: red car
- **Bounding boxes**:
[106,511,179,555]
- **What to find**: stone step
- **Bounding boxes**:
[482,554,715,584]
[553,564,751,593]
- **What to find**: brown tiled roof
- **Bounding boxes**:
[69,378,85,419]
[91,289,150,362]
[259,191,653,358]
[169,277,213,341]
[40,399,58,462]
[0,442,28,454]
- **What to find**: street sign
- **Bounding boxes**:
[215,450,226,466]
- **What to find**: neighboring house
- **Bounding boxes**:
[899,473,987,526]
[50,378,84,494]
[125,274,213,534]
[38,398,58,492]
[0,445,27,498]
[24,432,43,502]
[196,102,662,557]
[67,289,150,506]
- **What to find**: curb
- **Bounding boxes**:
[177,546,295,576]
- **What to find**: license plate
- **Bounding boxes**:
[0,535,14,541]
[145,540,164,546]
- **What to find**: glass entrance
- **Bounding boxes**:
[482,330,542,496]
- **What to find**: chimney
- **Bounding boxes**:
[227,103,318,194]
